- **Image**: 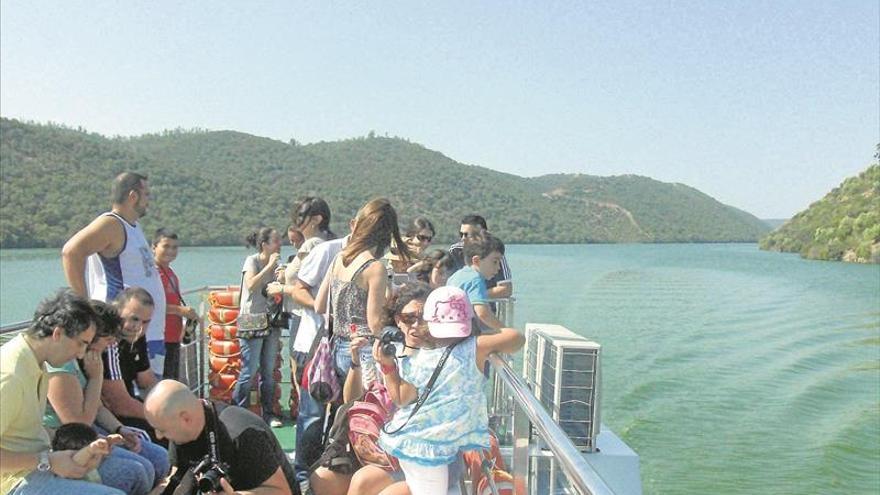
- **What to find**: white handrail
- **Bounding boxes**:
[488,354,614,495]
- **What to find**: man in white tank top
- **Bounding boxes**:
[62,172,167,375]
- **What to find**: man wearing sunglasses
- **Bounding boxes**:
[448,214,513,299]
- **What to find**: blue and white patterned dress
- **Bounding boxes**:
[379,336,490,466]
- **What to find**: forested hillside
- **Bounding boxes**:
[0,118,770,248]
[760,163,880,263]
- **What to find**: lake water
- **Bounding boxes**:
[1,243,878,494]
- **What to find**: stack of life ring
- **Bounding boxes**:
[206,287,242,406]
[207,286,284,418]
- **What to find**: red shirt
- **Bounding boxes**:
[158,264,184,343]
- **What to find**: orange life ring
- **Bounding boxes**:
[208,308,239,325]
[209,386,233,402]
[209,324,238,340]
[209,290,241,309]
[209,372,238,390]
[210,339,241,356]
[210,355,241,373]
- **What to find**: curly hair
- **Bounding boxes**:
[27,289,97,339]
[90,300,124,340]
[384,282,433,326]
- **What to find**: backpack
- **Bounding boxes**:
[347,382,399,471]
[310,402,360,475]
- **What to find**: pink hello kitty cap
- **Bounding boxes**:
[423,286,473,338]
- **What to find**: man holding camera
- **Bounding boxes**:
[144,380,294,494]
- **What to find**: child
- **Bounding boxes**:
[376,286,524,495]
[446,231,507,331]
[153,228,199,380]
[52,423,124,484]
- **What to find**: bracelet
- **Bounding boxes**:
[350,361,361,369]
[380,362,397,375]
[113,425,124,434]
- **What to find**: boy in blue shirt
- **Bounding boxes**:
[446,231,506,331]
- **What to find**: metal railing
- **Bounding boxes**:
[1,287,617,495]
[488,353,613,495]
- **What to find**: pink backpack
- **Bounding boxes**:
[308,335,340,403]
[347,382,399,471]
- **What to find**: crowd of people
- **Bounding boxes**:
[0,171,524,495]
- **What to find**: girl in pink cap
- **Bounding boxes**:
[371,285,524,495]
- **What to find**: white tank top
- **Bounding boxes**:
[86,212,166,347]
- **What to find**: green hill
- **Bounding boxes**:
[759,163,880,263]
[0,117,770,248]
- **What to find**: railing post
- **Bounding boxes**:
[488,353,614,495]
[511,390,531,493]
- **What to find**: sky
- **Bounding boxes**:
[1,1,877,219]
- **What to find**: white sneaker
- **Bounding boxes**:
[269,416,283,428]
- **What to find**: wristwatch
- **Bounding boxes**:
[36,450,51,472]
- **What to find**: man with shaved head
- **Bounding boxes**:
[144,380,294,494]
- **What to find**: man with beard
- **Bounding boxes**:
[63,172,167,376]
[101,288,163,444]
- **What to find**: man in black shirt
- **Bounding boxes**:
[144,380,294,494]
[102,287,161,441]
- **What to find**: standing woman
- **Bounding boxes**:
[315,198,410,391]
[233,227,284,427]
[267,197,335,417]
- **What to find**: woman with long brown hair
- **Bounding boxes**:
[315,198,411,391]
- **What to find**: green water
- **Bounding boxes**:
[2,243,878,494]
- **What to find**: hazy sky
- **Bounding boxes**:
[2,1,877,218]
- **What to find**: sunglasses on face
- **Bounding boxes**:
[416,234,433,242]
[398,312,427,326]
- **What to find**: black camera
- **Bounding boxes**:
[192,456,230,494]
[378,327,405,357]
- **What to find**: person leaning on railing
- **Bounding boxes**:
[309,284,525,495]
[0,289,123,495]
[374,286,524,495]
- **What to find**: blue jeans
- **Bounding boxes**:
[93,426,169,484]
[293,338,352,482]
[233,327,282,420]
[98,447,152,495]
[8,470,124,495]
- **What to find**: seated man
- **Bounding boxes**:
[1,289,123,494]
[144,380,295,494]
[101,287,161,442]
[448,214,513,299]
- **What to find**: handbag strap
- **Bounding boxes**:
[382,338,464,435]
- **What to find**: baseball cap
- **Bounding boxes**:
[423,286,473,338]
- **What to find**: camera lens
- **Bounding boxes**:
[197,469,222,493]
